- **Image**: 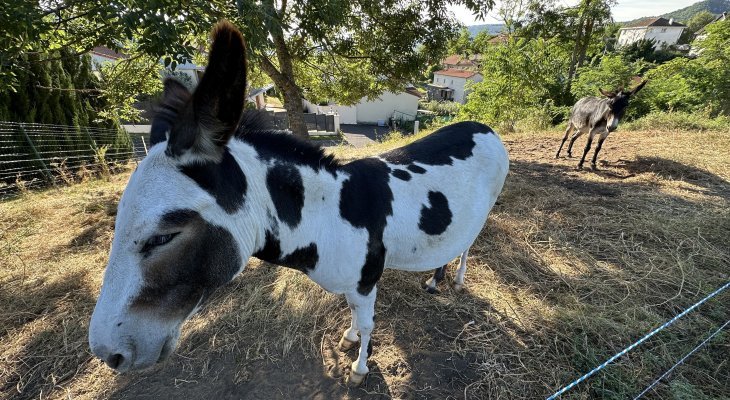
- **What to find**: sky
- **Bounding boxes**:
[449,0,702,25]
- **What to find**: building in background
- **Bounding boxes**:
[303,87,422,125]
[427,69,483,104]
[618,17,687,49]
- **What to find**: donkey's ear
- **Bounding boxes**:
[166,20,247,160]
[599,88,617,98]
[630,80,648,96]
[150,79,191,146]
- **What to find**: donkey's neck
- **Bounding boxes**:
[230,133,342,274]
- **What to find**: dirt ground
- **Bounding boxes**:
[1,128,728,399]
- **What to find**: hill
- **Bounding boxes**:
[467,23,505,36]
[622,0,730,24]
[662,0,730,21]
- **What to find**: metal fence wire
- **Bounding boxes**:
[0,121,142,198]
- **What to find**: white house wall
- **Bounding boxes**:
[355,91,419,124]
[644,27,684,48]
[619,27,684,48]
[432,74,483,104]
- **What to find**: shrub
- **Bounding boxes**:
[622,111,730,132]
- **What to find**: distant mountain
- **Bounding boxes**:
[466,24,505,37]
[662,0,730,21]
[621,0,730,25]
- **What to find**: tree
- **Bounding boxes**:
[4,0,496,137]
[515,0,616,92]
[237,0,493,136]
[448,28,475,56]
[472,30,493,53]
[678,10,717,44]
[460,37,571,131]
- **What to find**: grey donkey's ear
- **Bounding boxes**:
[629,80,648,96]
[599,88,617,98]
[165,20,248,161]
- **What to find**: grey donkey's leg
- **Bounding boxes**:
[577,131,595,170]
[590,131,610,170]
[566,130,584,158]
[556,123,574,158]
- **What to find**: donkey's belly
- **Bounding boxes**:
[382,133,508,271]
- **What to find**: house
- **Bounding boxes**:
[695,12,728,42]
[427,69,483,104]
[303,87,422,125]
[442,55,481,71]
[487,34,509,45]
[90,46,127,68]
[247,84,275,110]
[618,17,687,49]
[690,12,728,56]
[89,46,205,88]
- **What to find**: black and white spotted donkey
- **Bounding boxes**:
[89,21,509,386]
[556,80,647,170]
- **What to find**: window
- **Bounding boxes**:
[661,28,667,33]
[451,79,454,84]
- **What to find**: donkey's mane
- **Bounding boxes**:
[234,110,341,174]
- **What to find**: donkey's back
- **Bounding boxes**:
[377,122,509,271]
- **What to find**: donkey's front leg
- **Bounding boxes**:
[345,287,377,386]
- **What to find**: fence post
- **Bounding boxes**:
[414,120,420,135]
[333,114,341,133]
[141,136,148,155]
[18,124,55,185]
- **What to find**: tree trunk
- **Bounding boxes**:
[281,84,308,138]
[256,0,309,138]
[258,56,309,138]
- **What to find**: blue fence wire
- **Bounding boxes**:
[633,319,729,399]
[546,281,729,400]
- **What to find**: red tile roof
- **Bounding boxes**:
[623,17,686,28]
[90,46,128,60]
[434,69,479,78]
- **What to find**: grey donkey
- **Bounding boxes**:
[556,80,647,170]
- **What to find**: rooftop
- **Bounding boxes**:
[622,17,687,29]
[433,69,480,79]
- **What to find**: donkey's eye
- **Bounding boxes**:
[142,233,179,253]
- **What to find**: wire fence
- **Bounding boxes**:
[0,121,146,198]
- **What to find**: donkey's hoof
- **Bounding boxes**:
[425,285,440,295]
[347,371,367,387]
[576,165,584,171]
[590,164,599,171]
[338,337,358,352]
[453,283,464,292]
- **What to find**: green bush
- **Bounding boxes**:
[460,37,570,132]
[622,111,730,132]
[418,100,461,116]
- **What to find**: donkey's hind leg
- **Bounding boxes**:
[556,123,574,158]
[453,249,470,291]
[424,265,447,294]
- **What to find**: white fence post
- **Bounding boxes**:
[333,114,341,133]
[414,120,420,135]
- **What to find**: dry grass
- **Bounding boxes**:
[1,128,729,399]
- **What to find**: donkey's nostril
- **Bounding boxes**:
[106,353,124,369]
